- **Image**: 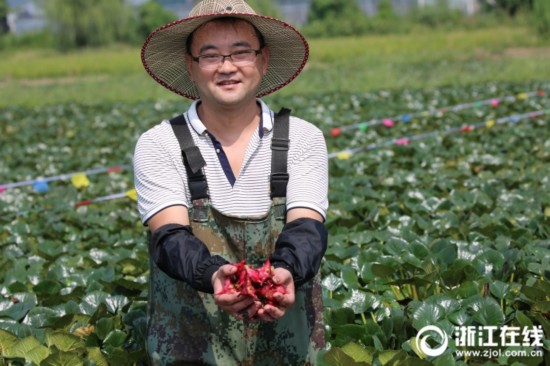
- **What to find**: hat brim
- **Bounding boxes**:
[141,13,309,100]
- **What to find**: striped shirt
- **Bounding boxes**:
[133,99,329,224]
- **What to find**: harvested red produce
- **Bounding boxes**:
[217,259,286,306]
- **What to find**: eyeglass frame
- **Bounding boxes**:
[190,48,264,69]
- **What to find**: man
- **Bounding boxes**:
[135,0,328,364]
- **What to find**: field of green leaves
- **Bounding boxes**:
[0,80,549,365]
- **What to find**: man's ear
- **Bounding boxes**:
[261,47,270,76]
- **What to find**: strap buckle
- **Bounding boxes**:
[270,172,289,183]
[271,137,289,151]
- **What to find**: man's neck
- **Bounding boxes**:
[197,101,261,144]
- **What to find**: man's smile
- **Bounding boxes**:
[217,79,241,87]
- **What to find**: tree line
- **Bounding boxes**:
[0,0,549,51]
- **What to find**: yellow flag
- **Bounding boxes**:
[516,93,528,100]
[337,151,351,160]
[71,173,90,189]
[126,189,137,201]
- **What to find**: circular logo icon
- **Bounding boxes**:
[416,325,449,357]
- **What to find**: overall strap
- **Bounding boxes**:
[169,114,209,201]
[271,108,291,198]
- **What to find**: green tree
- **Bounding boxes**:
[246,0,282,18]
[38,0,133,49]
[307,0,360,22]
[533,0,550,37]
[480,0,533,17]
[135,1,177,41]
[0,0,8,34]
[368,0,399,33]
[410,0,462,29]
[302,0,370,38]
[376,0,397,22]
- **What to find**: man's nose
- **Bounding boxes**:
[218,56,238,71]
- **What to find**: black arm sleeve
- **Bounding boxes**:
[269,217,328,288]
[149,223,229,293]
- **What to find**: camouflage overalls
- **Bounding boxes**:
[146,110,325,365]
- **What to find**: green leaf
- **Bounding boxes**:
[101,345,130,364]
[5,336,50,364]
[348,231,374,246]
[442,260,480,287]
[104,295,130,314]
[341,266,359,290]
[86,347,109,366]
[489,280,510,299]
[23,306,61,328]
[411,303,444,330]
[103,330,127,348]
[322,273,343,292]
[420,197,442,213]
[7,282,28,293]
[117,258,143,276]
[342,290,367,314]
[323,347,368,366]
[325,307,355,327]
[46,331,86,352]
[371,263,396,278]
[469,297,505,326]
[95,317,113,341]
[515,311,533,328]
[426,295,461,316]
[80,291,109,316]
[0,319,33,338]
[33,280,63,296]
[521,285,547,302]
[378,350,408,365]
[340,342,373,363]
[0,293,37,321]
[0,328,18,354]
[410,242,430,260]
[41,349,84,366]
[448,309,470,326]
[433,352,455,366]
[430,239,457,268]
[476,249,505,276]
[332,324,368,347]
[533,301,550,313]
[384,238,409,256]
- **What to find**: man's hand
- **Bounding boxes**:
[256,267,295,322]
[212,264,261,321]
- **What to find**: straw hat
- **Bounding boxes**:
[141,0,309,100]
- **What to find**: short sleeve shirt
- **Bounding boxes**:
[133,99,329,224]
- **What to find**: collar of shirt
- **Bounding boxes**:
[185,99,274,138]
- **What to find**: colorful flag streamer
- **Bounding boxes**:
[328,90,546,137]
[126,189,137,201]
[328,109,549,160]
[71,173,91,189]
[2,104,548,215]
[33,180,49,193]
[0,164,131,193]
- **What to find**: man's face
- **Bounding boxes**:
[186,19,269,109]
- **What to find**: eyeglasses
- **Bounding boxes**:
[191,49,263,69]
